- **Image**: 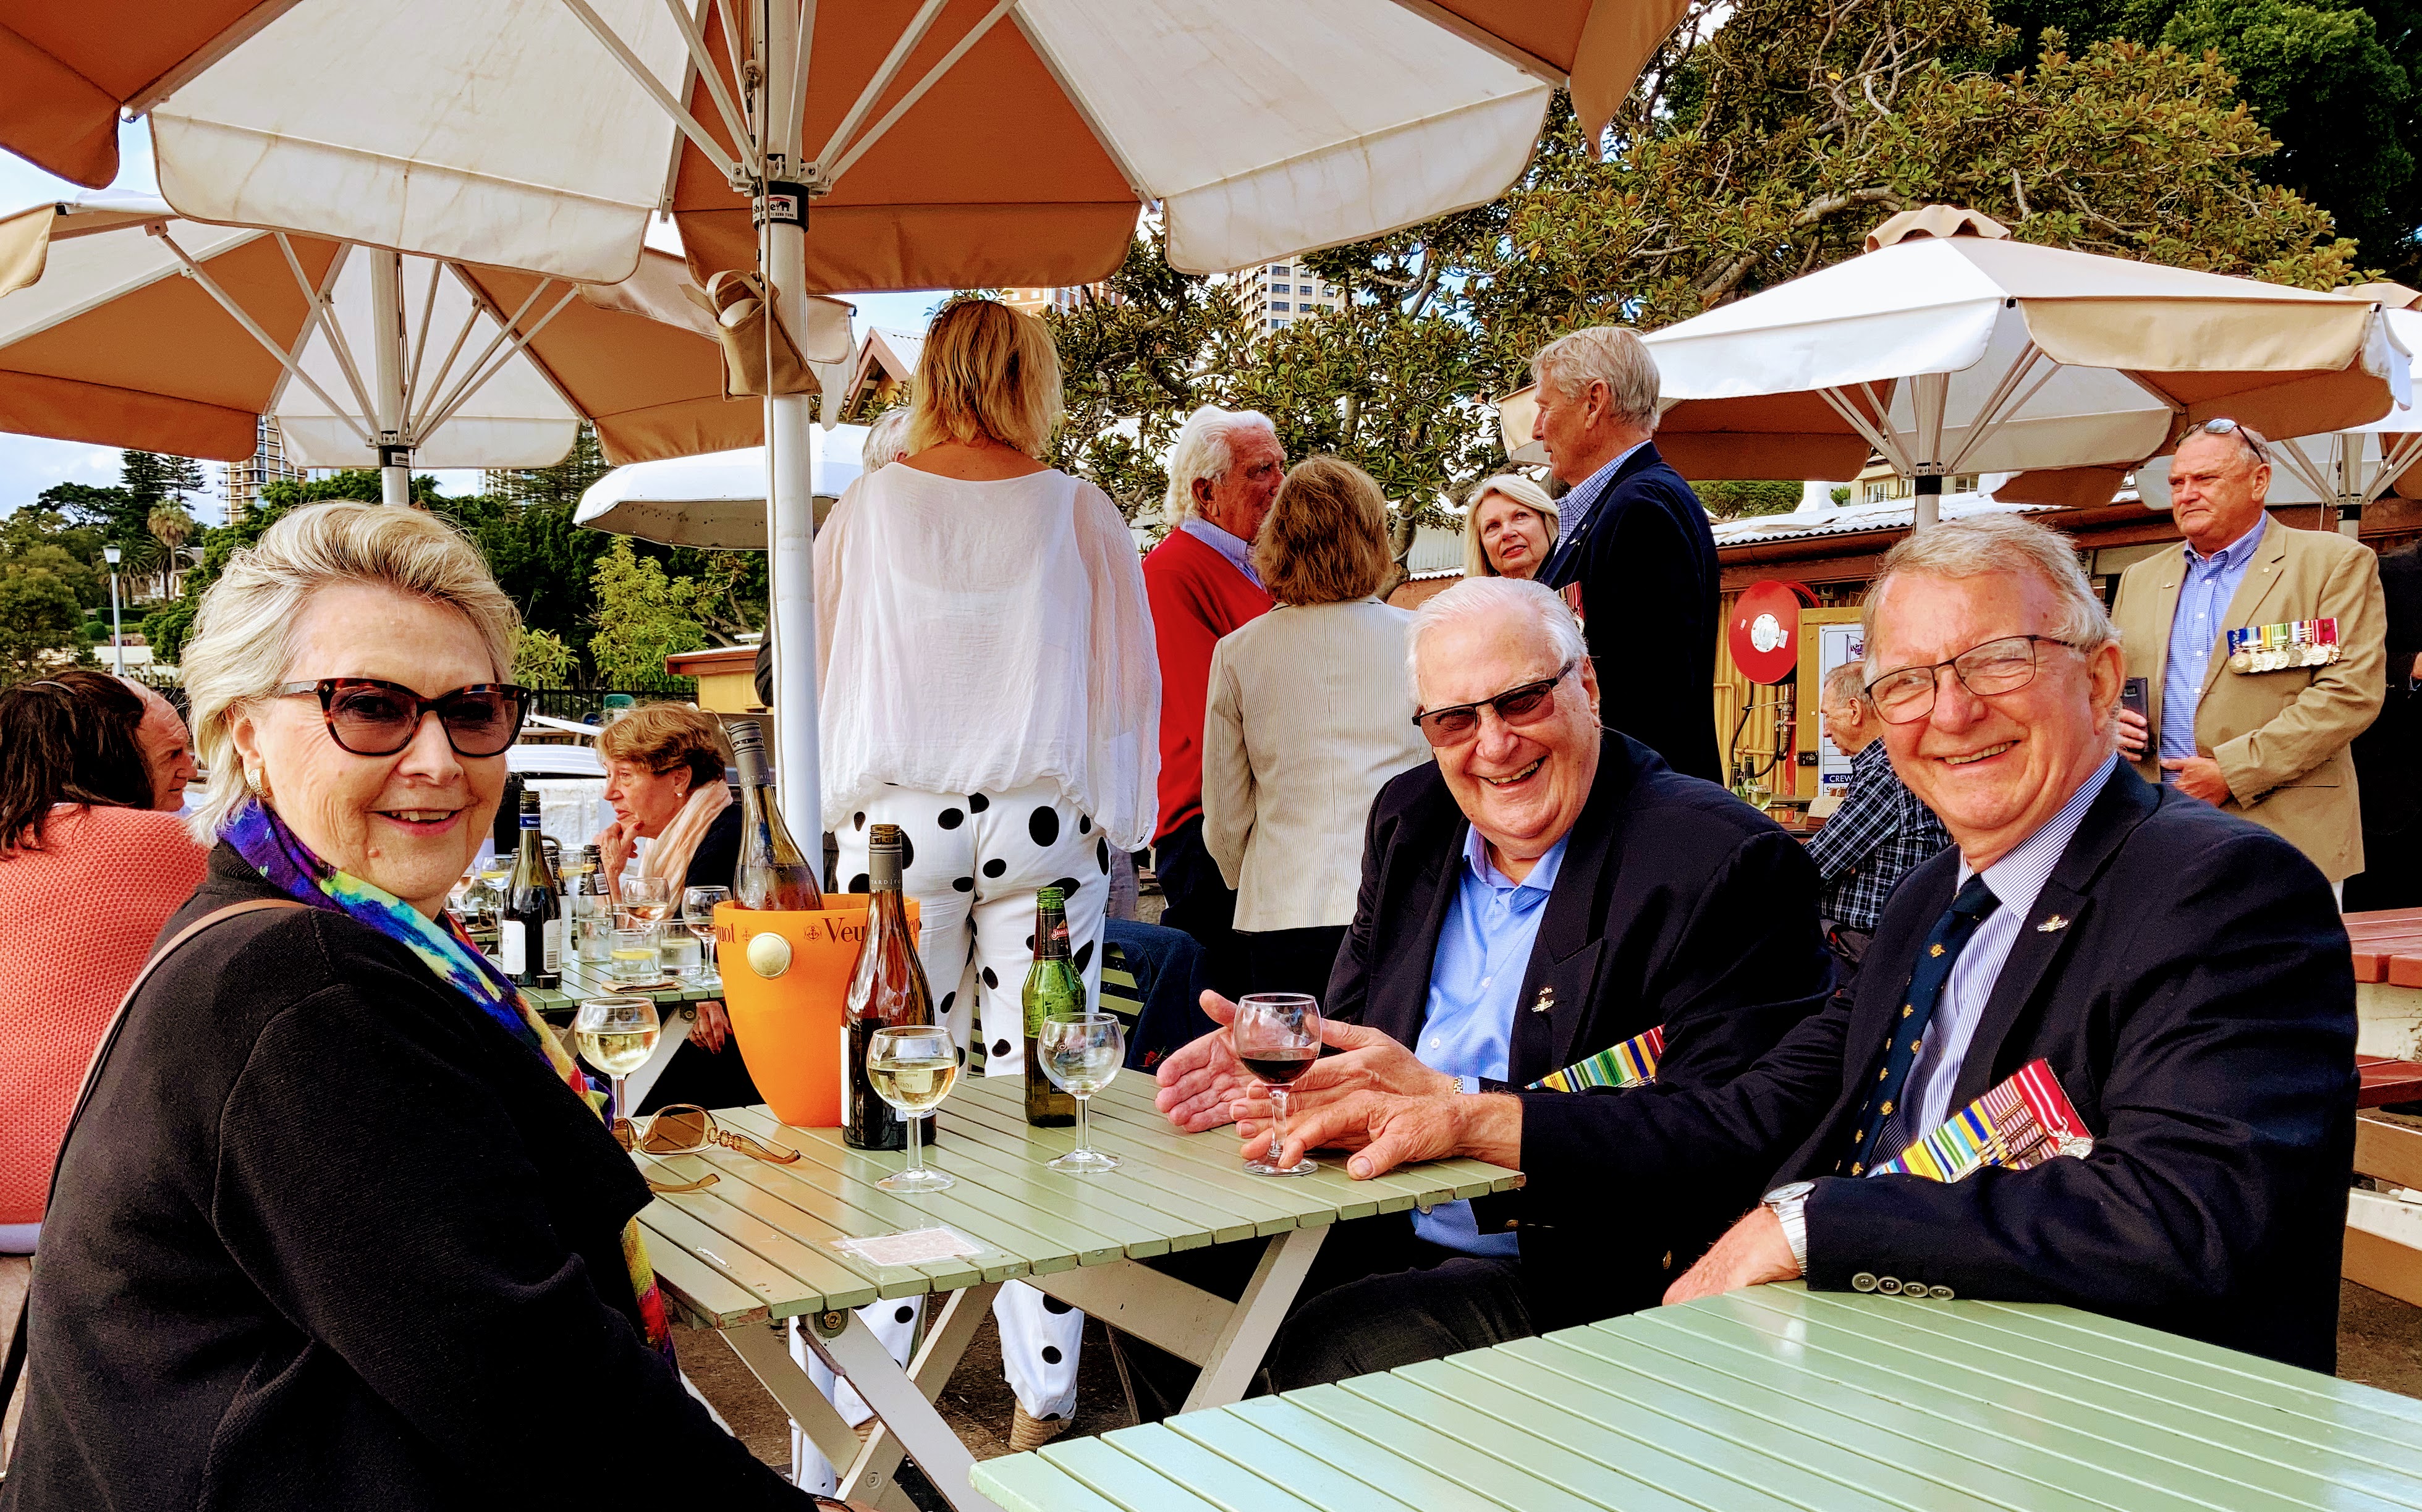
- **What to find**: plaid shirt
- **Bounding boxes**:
[1806,739,1954,933]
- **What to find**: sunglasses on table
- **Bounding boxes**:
[1411,661,1576,747]
[276,678,531,758]
[614,1104,800,1164]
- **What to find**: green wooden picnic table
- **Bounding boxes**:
[632,1069,1522,1512]
[523,951,724,1019]
[973,1282,2422,1512]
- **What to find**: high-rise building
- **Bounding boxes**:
[1238,261,1346,336]
[1003,283,1120,318]
[226,415,308,523]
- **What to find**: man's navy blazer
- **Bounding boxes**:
[1523,761,2358,1370]
[1326,732,1834,1328]
[1539,442,1723,784]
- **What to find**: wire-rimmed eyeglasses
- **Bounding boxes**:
[1863,635,2078,725]
[2195,417,2271,467]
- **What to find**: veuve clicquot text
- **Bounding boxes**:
[502,790,561,989]
[724,720,823,910]
[1021,887,1079,1126]
[843,824,936,1151]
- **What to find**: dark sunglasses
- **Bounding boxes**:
[276,678,530,758]
[1411,661,1576,747]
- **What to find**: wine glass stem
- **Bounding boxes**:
[612,1073,630,1126]
[906,1110,924,1176]
[1075,1094,1092,1157]
[1271,1085,1292,1164]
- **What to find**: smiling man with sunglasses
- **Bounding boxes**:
[1152,575,1832,1392]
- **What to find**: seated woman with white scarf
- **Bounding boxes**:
[592,704,750,1112]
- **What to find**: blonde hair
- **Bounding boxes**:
[1530,326,1661,431]
[1255,456,1392,606]
[1164,405,1281,528]
[1460,474,1561,578]
[182,502,520,841]
[597,704,730,790]
[905,298,1063,458]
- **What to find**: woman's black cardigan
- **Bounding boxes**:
[0,844,806,1511]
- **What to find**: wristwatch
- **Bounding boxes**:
[1762,1180,1815,1273]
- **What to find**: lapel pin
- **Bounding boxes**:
[2036,914,2070,934]
[1531,985,1556,1015]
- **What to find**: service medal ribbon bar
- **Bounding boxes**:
[1528,1024,1664,1092]
[1867,1057,2093,1181]
[2227,617,2339,673]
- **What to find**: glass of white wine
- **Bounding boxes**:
[866,1025,958,1193]
[683,885,729,983]
[619,874,675,931]
[1040,1013,1125,1175]
[574,993,661,1130]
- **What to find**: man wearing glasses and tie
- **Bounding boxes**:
[1281,515,2356,1373]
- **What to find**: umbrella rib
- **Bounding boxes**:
[1818,384,1908,473]
[814,0,950,178]
[824,0,1017,190]
[302,249,381,434]
[556,0,742,185]
[783,0,816,167]
[414,276,561,442]
[405,256,442,417]
[2278,437,2337,503]
[412,274,487,437]
[419,285,582,446]
[2366,433,2422,504]
[152,227,369,447]
[1942,344,2055,475]
[661,0,760,176]
[263,235,347,415]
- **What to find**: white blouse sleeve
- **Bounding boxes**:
[1200,635,1251,889]
[1073,480,1161,850]
[811,483,857,695]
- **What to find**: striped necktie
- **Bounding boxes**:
[1839,873,1999,1176]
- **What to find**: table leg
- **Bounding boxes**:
[1180,1225,1326,1413]
[790,1304,1008,1512]
[721,1320,864,1477]
[842,1282,1000,1511]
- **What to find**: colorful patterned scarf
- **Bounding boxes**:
[224,800,675,1364]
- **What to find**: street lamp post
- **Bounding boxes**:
[103,546,123,676]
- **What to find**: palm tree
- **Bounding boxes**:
[148,502,196,598]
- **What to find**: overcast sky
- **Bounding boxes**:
[0,124,944,525]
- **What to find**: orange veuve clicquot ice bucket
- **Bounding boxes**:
[714,896,920,1128]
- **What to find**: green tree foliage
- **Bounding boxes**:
[586,538,708,691]
[512,627,580,688]
[0,546,90,684]
[1985,0,2420,279]
[1693,479,1808,520]
[488,422,611,506]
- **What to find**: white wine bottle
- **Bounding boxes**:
[725,720,823,910]
[502,790,561,989]
[843,824,934,1151]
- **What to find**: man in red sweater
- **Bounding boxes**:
[1144,405,1284,993]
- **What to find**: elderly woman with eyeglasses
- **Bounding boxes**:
[1,504,815,1510]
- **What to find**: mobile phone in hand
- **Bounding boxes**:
[2121,677,2149,723]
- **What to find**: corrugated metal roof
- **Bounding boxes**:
[1709,491,2054,547]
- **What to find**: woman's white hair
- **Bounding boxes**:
[182,501,520,842]
[862,408,911,473]
[1861,513,2115,655]
[1530,326,1662,432]
[1163,404,1279,529]
[1406,575,1588,701]
[1460,473,1562,579]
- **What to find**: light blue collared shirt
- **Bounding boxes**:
[1899,753,2117,1141]
[1552,439,1651,552]
[2160,515,2267,766]
[1409,824,1570,1256]
[1179,517,1263,589]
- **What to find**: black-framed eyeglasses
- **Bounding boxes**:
[276,678,530,758]
[1412,661,1576,747]
[1863,636,2077,725]
[2196,417,2271,466]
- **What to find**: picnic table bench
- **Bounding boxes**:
[975,1283,2422,1512]
[631,1070,1520,1512]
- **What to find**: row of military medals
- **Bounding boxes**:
[2227,617,2340,673]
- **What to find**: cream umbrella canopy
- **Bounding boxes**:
[0,190,850,473]
[1493,208,2410,527]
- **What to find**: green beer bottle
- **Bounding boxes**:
[1022,887,1080,1126]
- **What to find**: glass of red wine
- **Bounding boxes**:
[1235,992,1321,1176]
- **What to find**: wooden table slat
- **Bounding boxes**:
[1339,1371,1719,1512]
[1635,1298,2411,1512]
[638,1148,986,1298]
[637,1194,873,1316]
[922,1094,1263,1248]
[1270,1386,1610,1512]
[633,1217,768,1327]
[1083,1422,1329,1512]
[1034,1435,1232,1512]
[1226,1396,1536,1512]
[969,1450,1133,1512]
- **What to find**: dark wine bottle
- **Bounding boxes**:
[844,824,936,1151]
[502,790,561,989]
[1022,887,1079,1127]
[724,720,823,910]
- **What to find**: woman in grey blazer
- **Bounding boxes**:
[1202,457,1433,998]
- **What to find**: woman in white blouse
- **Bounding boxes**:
[1203,457,1432,998]
[813,297,1158,1453]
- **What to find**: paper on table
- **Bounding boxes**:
[831,1227,983,1266]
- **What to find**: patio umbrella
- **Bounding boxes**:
[0,190,850,480]
[1491,207,2410,527]
[0,0,1694,830]
[572,428,869,549]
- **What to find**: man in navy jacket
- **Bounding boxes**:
[1530,325,1723,784]
[1277,515,2357,1372]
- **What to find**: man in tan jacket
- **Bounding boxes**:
[2112,420,2386,885]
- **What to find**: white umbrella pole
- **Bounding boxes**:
[1913,473,1942,530]
[371,248,412,505]
[766,4,824,840]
